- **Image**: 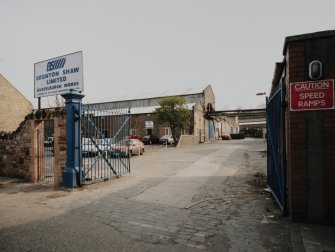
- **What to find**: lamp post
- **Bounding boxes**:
[256,92,267,108]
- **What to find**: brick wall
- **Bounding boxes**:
[285,42,307,221]
[131,108,200,145]
[285,33,335,224]
[130,114,164,137]
[323,110,335,224]
[53,117,67,186]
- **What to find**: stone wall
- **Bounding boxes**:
[204,84,216,110]
[193,103,206,143]
[0,120,32,179]
[0,108,66,184]
[0,74,33,132]
[177,135,199,146]
[216,116,239,138]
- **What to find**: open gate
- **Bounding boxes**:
[37,119,55,184]
[80,104,131,185]
[266,78,287,214]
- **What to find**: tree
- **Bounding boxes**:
[155,96,192,145]
[46,94,65,108]
[54,95,65,107]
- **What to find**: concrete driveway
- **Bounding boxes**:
[0,138,291,251]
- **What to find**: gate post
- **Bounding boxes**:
[61,91,85,188]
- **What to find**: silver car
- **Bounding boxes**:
[159,135,174,145]
[82,138,99,157]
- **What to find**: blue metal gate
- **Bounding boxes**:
[80,104,131,185]
[266,78,287,214]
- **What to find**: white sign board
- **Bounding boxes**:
[34,51,84,98]
[145,121,154,128]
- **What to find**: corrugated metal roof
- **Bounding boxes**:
[130,103,196,114]
[134,86,205,100]
[239,121,266,126]
[87,86,207,104]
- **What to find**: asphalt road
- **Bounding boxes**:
[0,138,291,251]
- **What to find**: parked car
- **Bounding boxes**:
[230,133,245,139]
[159,135,174,145]
[95,138,115,154]
[111,139,145,157]
[82,138,99,157]
[44,136,54,147]
[221,134,232,140]
[140,135,159,145]
[122,135,139,141]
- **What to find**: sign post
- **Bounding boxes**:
[35,52,84,188]
[61,91,85,188]
[290,79,334,111]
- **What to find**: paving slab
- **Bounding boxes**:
[132,145,239,208]
[299,224,335,252]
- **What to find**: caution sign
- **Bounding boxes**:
[290,79,334,111]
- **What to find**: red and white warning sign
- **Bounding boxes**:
[290,79,334,111]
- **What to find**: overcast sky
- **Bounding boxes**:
[1,0,334,110]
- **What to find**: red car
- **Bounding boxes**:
[111,139,145,157]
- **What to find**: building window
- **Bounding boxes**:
[130,129,137,137]
[181,129,189,135]
[101,129,108,138]
[165,127,171,135]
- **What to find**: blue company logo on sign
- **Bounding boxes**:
[46,58,66,72]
